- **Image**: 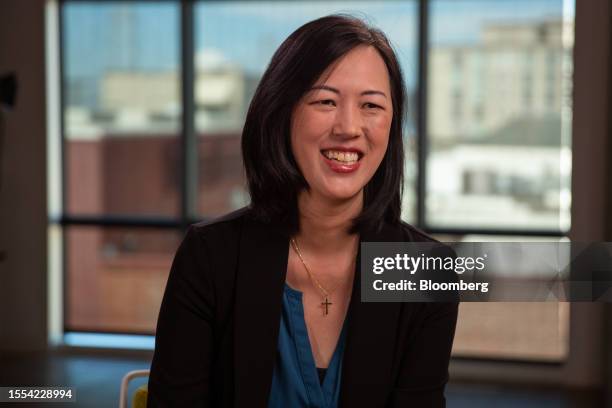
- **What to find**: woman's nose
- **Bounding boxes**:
[332,104,364,138]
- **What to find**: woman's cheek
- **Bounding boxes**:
[366,113,390,132]
[311,110,335,131]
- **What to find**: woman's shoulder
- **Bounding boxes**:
[398,221,439,243]
[182,207,254,268]
[178,208,253,296]
[191,206,252,240]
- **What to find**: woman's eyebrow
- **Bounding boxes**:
[362,90,387,98]
[309,85,340,94]
[309,85,387,98]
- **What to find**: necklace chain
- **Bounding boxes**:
[290,237,331,298]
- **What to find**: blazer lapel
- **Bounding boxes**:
[233,216,288,408]
[339,222,408,408]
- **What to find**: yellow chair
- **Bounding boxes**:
[119,369,149,408]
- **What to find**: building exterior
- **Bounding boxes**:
[426,18,573,229]
[429,19,572,142]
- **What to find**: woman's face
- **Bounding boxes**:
[291,45,393,205]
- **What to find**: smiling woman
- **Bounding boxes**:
[148,15,458,408]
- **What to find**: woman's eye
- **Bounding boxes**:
[363,102,382,110]
[318,99,336,106]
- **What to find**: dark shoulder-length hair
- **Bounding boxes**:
[241,14,406,235]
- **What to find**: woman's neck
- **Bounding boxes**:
[294,190,362,254]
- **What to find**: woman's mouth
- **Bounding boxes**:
[320,149,362,173]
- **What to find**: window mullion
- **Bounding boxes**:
[180,0,197,230]
[416,0,430,230]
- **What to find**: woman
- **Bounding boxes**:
[148,15,458,408]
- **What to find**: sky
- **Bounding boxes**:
[63,0,568,97]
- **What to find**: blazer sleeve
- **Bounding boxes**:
[147,226,216,407]
[388,302,459,408]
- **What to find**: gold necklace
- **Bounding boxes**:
[290,237,335,316]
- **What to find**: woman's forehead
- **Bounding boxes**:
[312,46,391,93]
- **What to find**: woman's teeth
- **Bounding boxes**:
[323,150,360,163]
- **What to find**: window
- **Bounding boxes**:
[54,0,573,362]
[61,2,182,334]
[428,0,571,231]
[428,0,572,361]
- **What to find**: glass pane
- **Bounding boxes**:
[63,3,181,216]
[453,302,569,361]
[65,226,181,334]
[194,1,419,220]
[427,0,573,230]
[440,233,570,361]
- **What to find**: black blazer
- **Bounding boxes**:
[148,207,458,407]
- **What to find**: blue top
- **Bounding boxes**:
[267,283,348,408]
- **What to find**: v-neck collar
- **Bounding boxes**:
[283,283,347,407]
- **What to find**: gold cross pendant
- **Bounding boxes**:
[321,297,332,316]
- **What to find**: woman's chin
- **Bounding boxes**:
[319,187,364,203]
